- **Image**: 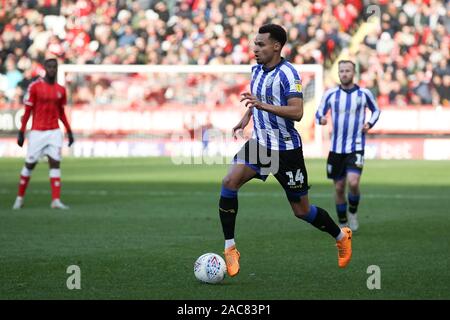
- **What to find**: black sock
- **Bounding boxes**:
[219,196,238,240]
[336,203,348,223]
[310,206,341,238]
[348,193,360,214]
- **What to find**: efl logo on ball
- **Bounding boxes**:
[194,253,226,284]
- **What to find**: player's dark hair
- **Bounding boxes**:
[258,24,287,48]
[338,60,356,70]
[44,58,58,66]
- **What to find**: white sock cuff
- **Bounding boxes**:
[21,167,33,177]
[225,239,235,250]
[49,169,61,178]
[336,230,345,241]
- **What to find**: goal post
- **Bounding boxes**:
[57,63,324,158]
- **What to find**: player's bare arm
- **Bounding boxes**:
[240,92,303,121]
[17,106,32,147]
[319,117,327,125]
[232,107,253,139]
[59,106,74,147]
[362,123,371,133]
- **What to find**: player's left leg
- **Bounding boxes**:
[275,147,352,268]
[334,178,348,227]
[289,197,352,268]
[347,172,361,211]
[47,156,69,210]
[288,196,353,268]
[345,151,364,231]
[45,130,68,209]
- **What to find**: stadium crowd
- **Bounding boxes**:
[0,0,448,109]
[355,0,449,107]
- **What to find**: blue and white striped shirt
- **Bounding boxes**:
[250,59,304,151]
[315,85,381,154]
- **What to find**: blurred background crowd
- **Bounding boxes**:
[0,0,448,109]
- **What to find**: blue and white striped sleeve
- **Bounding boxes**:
[362,88,381,128]
[315,88,334,123]
[279,65,303,100]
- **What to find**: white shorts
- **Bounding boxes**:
[26,129,63,163]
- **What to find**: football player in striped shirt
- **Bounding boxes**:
[12,58,74,210]
[316,60,381,231]
[219,24,352,277]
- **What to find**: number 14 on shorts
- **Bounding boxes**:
[286,169,304,186]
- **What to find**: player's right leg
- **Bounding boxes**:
[13,161,37,209]
[220,140,262,277]
[47,156,69,210]
[13,130,46,209]
[220,163,257,277]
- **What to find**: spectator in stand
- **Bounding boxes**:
[3,55,23,100]
[0,0,447,108]
[357,0,448,107]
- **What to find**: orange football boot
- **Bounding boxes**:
[336,227,352,268]
[224,245,240,277]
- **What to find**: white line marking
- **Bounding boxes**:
[0,189,447,200]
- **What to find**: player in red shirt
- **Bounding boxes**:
[13,58,74,210]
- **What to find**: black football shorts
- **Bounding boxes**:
[326,151,364,180]
[233,139,310,202]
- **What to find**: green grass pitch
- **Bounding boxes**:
[0,157,449,299]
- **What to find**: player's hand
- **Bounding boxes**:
[232,109,252,139]
[232,120,248,140]
[362,123,371,133]
[232,124,245,140]
[240,92,265,110]
[319,117,327,125]
[17,131,25,147]
[68,132,74,147]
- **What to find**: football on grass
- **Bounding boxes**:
[194,253,226,284]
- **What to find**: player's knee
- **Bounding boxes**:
[25,162,37,170]
[348,180,359,191]
[293,209,308,219]
[222,176,240,191]
[49,163,60,169]
[335,184,345,196]
[294,206,312,219]
[48,158,60,169]
[290,199,309,218]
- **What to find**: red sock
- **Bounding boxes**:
[18,175,31,197]
[50,177,61,200]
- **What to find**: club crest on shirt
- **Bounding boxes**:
[266,75,275,87]
[57,92,62,99]
[294,79,302,92]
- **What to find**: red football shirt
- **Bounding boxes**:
[23,78,70,131]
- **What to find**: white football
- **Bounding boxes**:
[194,253,227,284]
